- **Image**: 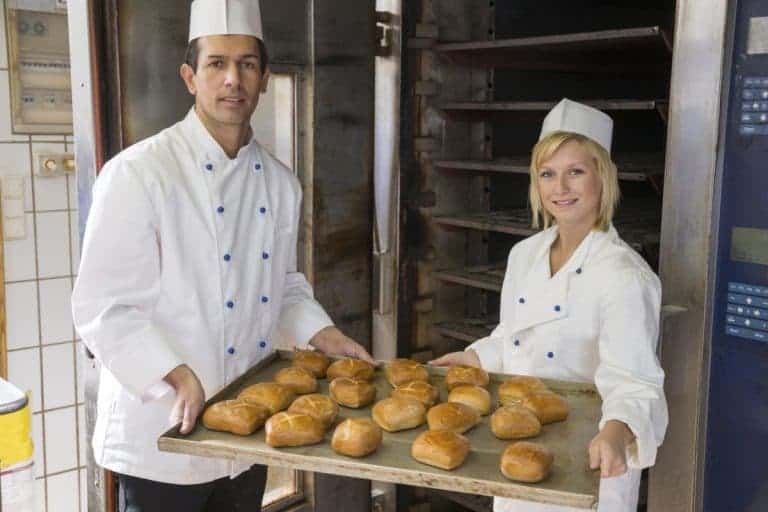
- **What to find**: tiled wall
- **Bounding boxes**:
[1,1,87,511]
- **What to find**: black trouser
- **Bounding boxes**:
[117,464,267,512]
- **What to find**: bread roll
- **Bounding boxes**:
[385,358,429,387]
[444,365,489,391]
[448,384,491,415]
[238,382,295,415]
[331,418,383,457]
[274,366,318,394]
[411,430,470,470]
[292,349,330,378]
[327,358,376,381]
[391,381,439,408]
[265,411,325,447]
[498,375,548,405]
[202,399,271,436]
[426,402,480,434]
[500,441,554,483]
[522,390,569,424]
[490,404,542,440]
[372,396,426,432]
[329,377,377,408]
[288,393,340,429]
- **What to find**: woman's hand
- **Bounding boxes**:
[429,349,481,368]
[589,420,635,478]
[164,364,205,435]
[309,326,377,365]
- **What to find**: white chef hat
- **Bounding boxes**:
[189,0,263,42]
[539,98,613,154]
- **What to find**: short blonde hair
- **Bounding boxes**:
[528,131,619,231]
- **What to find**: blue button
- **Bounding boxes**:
[205,163,214,171]
[227,347,235,354]
[262,252,269,260]
[259,340,267,348]
[217,206,225,214]
[261,296,269,303]
[226,301,234,309]
[576,268,582,274]
[519,298,525,304]
[547,351,554,358]
[514,339,520,346]
[254,163,262,170]
[224,254,231,261]
[260,207,267,214]
[554,305,561,312]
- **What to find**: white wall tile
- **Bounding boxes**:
[6,281,39,350]
[42,343,76,409]
[32,142,68,211]
[79,468,87,512]
[35,211,71,278]
[30,135,68,142]
[75,342,85,404]
[77,404,86,467]
[32,413,45,478]
[0,70,29,141]
[44,407,78,474]
[8,347,42,412]
[0,142,33,209]
[46,470,79,512]
[0,0,7,70]
[35,477,46,512]
[67,173,76,210]
[4,213,37,281]
[39,278,73,345]
[69,210,79,275]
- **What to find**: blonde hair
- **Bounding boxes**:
[528,131,619,231]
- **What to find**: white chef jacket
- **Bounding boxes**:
[71,108,334,485]
[469,225,668,512]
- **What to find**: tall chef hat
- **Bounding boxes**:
[189,0,263,42]
[539,98,613,154]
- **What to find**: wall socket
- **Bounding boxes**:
[36,152,75,177]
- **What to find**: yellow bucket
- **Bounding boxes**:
[0,378,35,511]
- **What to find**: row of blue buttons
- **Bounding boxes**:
[729,282,768,297]
[740,125,768,136]
[727,293,768,309]
[727,303,767,318]
[517,267,582,311]
[745,77,768,87]
[742,101,768,112]
[205,162,262,172]
[511,339,555,358]
[743,89,768,101]
[225,296,270,309]
[726,326,768,343]
[222,252,270,262]
[726,315,768,332]
[227,340,268,354]
[741,113,768,124]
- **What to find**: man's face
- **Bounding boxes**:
[180,35,269,129]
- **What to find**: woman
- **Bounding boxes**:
[431,99,668,512]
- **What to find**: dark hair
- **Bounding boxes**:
[184,37,269,74]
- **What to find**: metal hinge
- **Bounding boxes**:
[376,11,393,57]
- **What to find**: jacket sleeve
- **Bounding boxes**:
[71,161,182,401]
[595,269,668,469]
[276,185,334,347]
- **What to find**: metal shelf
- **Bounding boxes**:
[433,317,497,343]
[434,26,672,74]
[432,264,506,292]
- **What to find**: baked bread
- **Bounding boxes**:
[498,375,548,405]
[372,396,426,432]
[444,365,489,391]
[274,366,318,394]
[327,358,376,381]
[329,377,377,408]
[426,402,480,434]
[385,358,429,387]
[522,390,569,424]
[265,411,325,447]
[238,382,295,415]
[287,393,340,429]
[490,404,542,440]
[448,384,492,415]
[411,430,471,470]
[202,399,271,436]
[292,349,330,378]
[391,381,439,408]
[331,418,383,457]
[500,441,554,483]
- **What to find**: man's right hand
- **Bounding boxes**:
[428,349,481,368]
[163,364,205,435]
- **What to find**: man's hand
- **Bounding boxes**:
[163,364,205,435]
[428,349,481,368]
[308,326,376,364]
[589,419,635,478]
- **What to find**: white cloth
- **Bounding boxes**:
[189,0,263,42]
[539,99,613,154]
[469,226,668,512]
[71,108,333,485]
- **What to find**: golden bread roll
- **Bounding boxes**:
[426,402,480,434]
[500,441,554,483]
[522,390,569,424]
[292,349,330,378]
[411,430,471,470]
[201,399,271,436]
[490,404,542,440]
[444,365,489,391]
[327,358,376,381]
[288,393,340,429]
[448,384,492,415]
[372,396,426,432]
[274,366,318,394]
[265,411,325,447]
[498,375,548,405]
[385,358,430,387]
[329,377,377,408]
[331,418,383,457]
[391,381,439,408]
[238,382,295,415]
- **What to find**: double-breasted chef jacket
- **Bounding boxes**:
[469,225,668,512]
[71,108,334,485]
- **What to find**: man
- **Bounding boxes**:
[71,1,374,510]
